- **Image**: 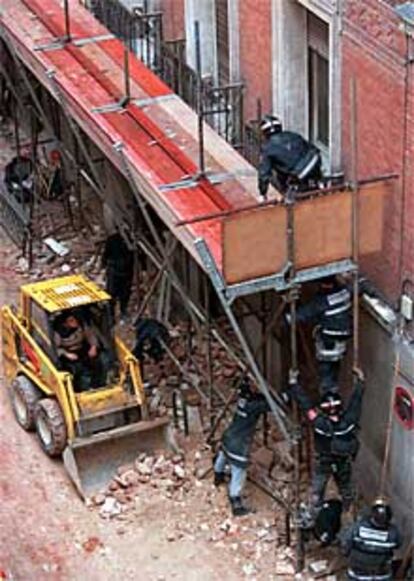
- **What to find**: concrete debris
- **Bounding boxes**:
[309,560,329,574]
[43,237,70,256]
[82,536,103,553]
[92,493,106,506]
[242,563,256,576]
[99,497,122,519]
[16,257,29,272]
[173,465,185,479]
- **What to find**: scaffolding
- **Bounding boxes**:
[0,0,397,571]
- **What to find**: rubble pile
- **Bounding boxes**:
[87,442,302,578]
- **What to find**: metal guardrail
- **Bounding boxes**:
[85,0,246,153]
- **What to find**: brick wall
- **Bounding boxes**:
[160,0,185,40]
[239,0,272,122]
[342,0,413,302]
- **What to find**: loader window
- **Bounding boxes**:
[30,300,54,359]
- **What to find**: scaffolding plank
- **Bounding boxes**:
[294,191,352,270]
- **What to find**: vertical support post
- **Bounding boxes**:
[13,103,20,155]
[64,0,71,43]
[350,78,360,370]
[204,277,214,429]
[285,189,305,573]
[261,292,269,446]
[123,45,131,106]
[194,21,205,176]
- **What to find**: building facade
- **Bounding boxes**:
[149,0,414,546]
[152,0,413,306]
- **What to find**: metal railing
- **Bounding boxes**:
[84,0,246,152]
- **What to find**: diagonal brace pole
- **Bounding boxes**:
[195,237,292,441]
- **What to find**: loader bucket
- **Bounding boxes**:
[63,417,176,499]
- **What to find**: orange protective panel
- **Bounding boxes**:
[294,192,352,269]
[294,182,388,269]
[222,181,389,285]
[223,205,288,284]
[358,181,388,255]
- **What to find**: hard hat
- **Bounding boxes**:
[320,391,343,415]
[260,114,282,136]
[50,149,62,162]
[238,376,252,396]
[320,275,338,288]
[371,497,392,528]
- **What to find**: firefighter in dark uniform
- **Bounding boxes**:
[102,230,134,324]
[341,498,401,580]
[290,369,364,512]
[213,378,271,516]
[291,275,353,394]
[258,114,322,198]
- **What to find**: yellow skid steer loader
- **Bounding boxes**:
[1,275,174,498]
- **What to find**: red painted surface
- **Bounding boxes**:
[1,0,262,272]
[21,340,40,374]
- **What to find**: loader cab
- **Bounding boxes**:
[20,275,117,389]
[51,303,118,390]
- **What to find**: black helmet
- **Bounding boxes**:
[238,376,253,399]
[320,391,343,415]
[371,497,392,528]
[320,275,338,290]
[260,114,282,136]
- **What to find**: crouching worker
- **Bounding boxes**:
[213,377,271,517]
[341,497,401,580]
[289,368,365,513]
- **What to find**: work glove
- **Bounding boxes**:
[352,367,365,384]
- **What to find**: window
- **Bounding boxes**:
[308,13,329,149]
[30,300,51,348]
[215,0,229,85]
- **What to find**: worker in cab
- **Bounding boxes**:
[289,368,365,513]
[288,275,352,394]
[258,114,322,200]
[341,497,401,581]
[54,312,104,391]
[213,377,271,517]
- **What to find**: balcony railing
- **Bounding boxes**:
[84,0,246,154]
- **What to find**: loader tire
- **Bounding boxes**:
[35,399,67,457]
[11,375,42,431]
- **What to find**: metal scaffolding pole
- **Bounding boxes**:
[194,20,205,177]
[350,78,360,370]
[195,237,292,441]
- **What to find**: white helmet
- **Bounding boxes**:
[260,114,282,136]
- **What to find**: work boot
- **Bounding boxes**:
[214,472,226,487]
[230,496,251,517]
